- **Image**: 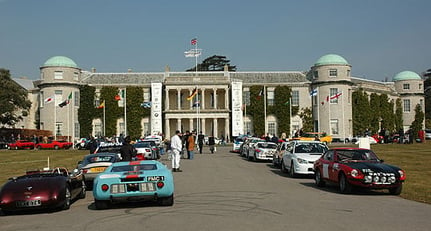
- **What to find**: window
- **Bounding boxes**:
[419,84,422,90]
[75,122,80,139]
[74,91,80,106]
[291,90,299,106]
[403,84,410,90]
[329,69,337,77]
[144,90,151,102]
[420,99,424,109]
[94,122,102,137]
[119,122,125,136]
[55,90,62,104]
[55,122,63,136]
[268,122,277,136]
[54,71,63,80]
[313,71,318,79]
[330,119,339,135]
[329,88,339,104]
[40,92,45,107]
[73,72,79,81]
[347,70,350,77]
[244,120,252,135]
[118,89,126,107]
[403,99,411,112]
[267,90,274,106]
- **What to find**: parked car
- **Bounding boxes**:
[93,160,174,209]
[133,141,158,160]
[291,132,332,143]
[77,153,121,188]
[281,141,328,177]
[240,137,264,157]
[232,135,249,153]
[35,140,73,150]
[247,141,278,161]
[425,129,431,140]
[0,167,86,214]
[7,140,36,150]
[314,147,406,194]
[75,138,90,149]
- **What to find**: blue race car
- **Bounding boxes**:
[93,160,174,209]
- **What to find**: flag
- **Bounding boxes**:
[187,88,198,100]
[309,88,318,97]
[191,38,197,45]
[44,95,55,104]
[114,89,125,101]
[97,100,105,109]
[58,92,72,107]
[184,49,202,57]
[256,88,264,100]
[192,100,200,107]
[330,92,343,100]
[140,102,152,108]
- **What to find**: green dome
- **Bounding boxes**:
[393,71,421,81]
[315,54,349,66]
[42,56,78,68]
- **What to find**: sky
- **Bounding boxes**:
[1,0,430,81]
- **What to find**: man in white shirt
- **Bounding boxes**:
[170,130,183,172]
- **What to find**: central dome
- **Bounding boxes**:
[315,54,349,66]
[42,56,78,68]
[393,71,421,81]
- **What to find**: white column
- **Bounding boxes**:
[225,118,229,140]
[165,118,170,138]
[225,88,229,109]
[177,90,181,110]
[201,89,205,110]
[189,118,194,131]
[165,88,170,110]
[214,88,218,109]
[213,118,218,138]
[177,118,181,131]
[201,118,206,134]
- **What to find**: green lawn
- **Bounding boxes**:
[1,142,430,204]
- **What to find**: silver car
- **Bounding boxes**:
[281,141,328,177]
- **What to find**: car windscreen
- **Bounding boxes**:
[336,150,379,161]
[85,155,116,164]
[111,164,157,172]
[294,143,328,153]
[257,143,277,149]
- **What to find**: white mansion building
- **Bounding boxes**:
[13,54,425,141]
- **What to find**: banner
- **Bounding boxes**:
[151,83,163,135]
[231,81,244,136]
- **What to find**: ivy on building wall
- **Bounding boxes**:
[78,86,150,140]
[78,85,96,138]
[247,85,292,136]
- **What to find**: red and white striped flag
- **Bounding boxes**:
[191,38,197,45]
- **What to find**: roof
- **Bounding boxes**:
[42,56,78,68]
[393,71,422,81]
[12,77,35,90]
[314,54,349,66]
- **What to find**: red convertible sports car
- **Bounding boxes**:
[313,147,405,195]
[0,167,86,215]
[7,140,35,150]
[35,140,73,150]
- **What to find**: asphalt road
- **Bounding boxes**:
[1,145,430,231]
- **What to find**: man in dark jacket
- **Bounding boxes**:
[120,136,136,161]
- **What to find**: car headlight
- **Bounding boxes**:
[351,169,359,177]
[296,158,308,164]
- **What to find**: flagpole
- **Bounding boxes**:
[317,87,320,132]
[103,100,106,137]
[54,99,57,140]
[289,97,292,138]
[342,91,345,143]
[67,97,70,142]
[264,86,267,135]
[71,92,75,146]
[124,89,127,136]
[328,93,331,136]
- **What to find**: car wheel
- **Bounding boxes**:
[339,173,352,194]
[95,200,110,210]
[389,184,403,195]
[62,187,71,210]
[54,145,59,150]
[288,162,297,178]
[158,194,174,206]
[78,181,86,199]
[315,170,326,187]
[37,146,42,150]
[281,160,288,173]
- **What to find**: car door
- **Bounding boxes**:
[319,150,335,181]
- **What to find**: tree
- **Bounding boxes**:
[423,69,431,128]
[410,104,425,142]
[186,55,237,72]
[0,68,31,126]
[298,107,313,132]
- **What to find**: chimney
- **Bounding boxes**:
[165,65,170,72]
[128,68,133,72]
[91,68,96,73]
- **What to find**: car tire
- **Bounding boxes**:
[95,200,110,210]
[158,194,174,206]
[389,184,403,195]
[78,181,86,199]
[62,187,71,210]
[281,160,288,173]
[315,170,326,187]
[288,162,297,178]
[339,173,352,194]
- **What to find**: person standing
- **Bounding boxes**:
[120,136,136,161]
[187,131,195,159]
[197,131,204,154]
[170,130,183,172]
